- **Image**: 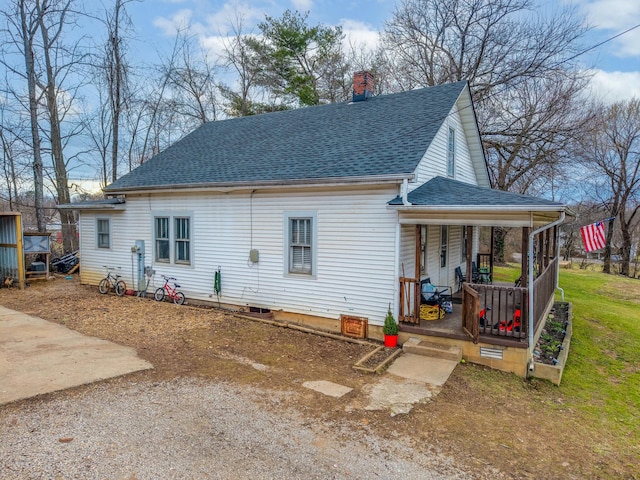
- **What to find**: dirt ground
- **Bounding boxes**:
[0,275,633,479]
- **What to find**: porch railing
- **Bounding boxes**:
[463,283,529,341]
[398,276,419,324]
[533,257,559,333]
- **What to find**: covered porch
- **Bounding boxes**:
[388,177,569,374]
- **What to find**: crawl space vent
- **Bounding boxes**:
[480,347,503,360]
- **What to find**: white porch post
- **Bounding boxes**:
[393,214,401,321]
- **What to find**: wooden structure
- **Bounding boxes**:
[24,233,51,281]
[0,212,25,289]
[398,221,564,375]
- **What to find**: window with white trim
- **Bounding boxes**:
[290,218,312,273]
[97,218,110,249]
[155,216,170,262]
[154,214,191,265]
[174,217,190,264]
[285,212,316,276]
[447,127,455,177]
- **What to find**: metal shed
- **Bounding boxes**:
[0,212,25,289]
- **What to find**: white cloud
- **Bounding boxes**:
[203,2,265,36]
[572,0,640,57]
[581,0,640,30]
[587,69,640,102]
[153,9,193,36]
[291,0,313,11]
[340,19,380,52]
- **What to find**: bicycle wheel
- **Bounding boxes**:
[154,288,165,302]
[98,278,110,294]
[173,291,185,305]
[115,280,126,296]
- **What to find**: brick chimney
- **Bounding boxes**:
[352,71,374,102]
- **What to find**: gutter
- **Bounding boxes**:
[389,204,564,213]
[528,211,565,373]
[104,173,414,195]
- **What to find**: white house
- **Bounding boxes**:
[61,73,569,376]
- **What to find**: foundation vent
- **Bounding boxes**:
[480,347,504,360]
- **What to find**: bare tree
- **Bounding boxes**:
[83,82,112,188]
[381,0,590,262]
[164,30,220,127]
[578,99,640,276]
[0,0,46,231]
[219,13,265,117]
[0,126,21,210]
[104,0,132,183]
[382,0,586,94]
[122,34,183,171]
[34,0,86,252]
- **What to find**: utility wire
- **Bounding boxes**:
[550,23,640,70]
[402,22,640,137]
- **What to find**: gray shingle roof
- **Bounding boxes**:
[388,176,564,208]
[105,81,468,192]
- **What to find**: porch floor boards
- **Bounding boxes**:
[400,287,528,349]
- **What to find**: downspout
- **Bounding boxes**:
[401,178,412,206]
[528,211,565,372]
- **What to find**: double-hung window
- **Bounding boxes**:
[290,218,312,274]
[285,212,316,276]
[174,217,190,264]
[154,215,190,265]
[447,127,456,177]
[155,217,170,262]
[97,218,110,249]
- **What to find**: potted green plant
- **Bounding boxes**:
[382,306,399,348]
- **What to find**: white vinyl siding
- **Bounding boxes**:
[78,186,399,325]
[411,101,477,190]
[96,218,110,249]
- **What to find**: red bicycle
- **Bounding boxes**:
[154,275,185,305]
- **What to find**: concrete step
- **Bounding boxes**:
[402,337,462,363]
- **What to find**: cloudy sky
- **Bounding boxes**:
[123,0,640,102]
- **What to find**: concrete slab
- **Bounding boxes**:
[386,353,458,386]
[360,376,436,416]
[302,380,353,398]
[354,353,459,416]
[0,308,153,405]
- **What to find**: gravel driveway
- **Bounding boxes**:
[0,378,477,479]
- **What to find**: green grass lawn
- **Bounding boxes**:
[489,264,640,476]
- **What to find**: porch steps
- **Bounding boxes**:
[402,337,462,363]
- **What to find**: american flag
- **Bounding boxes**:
[580,221,606,253]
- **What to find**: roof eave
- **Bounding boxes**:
[105,173,414,195]
[389,204,568,228]
[57,202,126,211]
[388,204,566,212]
